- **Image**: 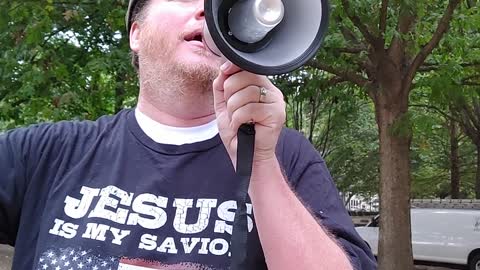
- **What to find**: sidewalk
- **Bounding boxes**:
[0,245,13,270]
[414,266,458,270]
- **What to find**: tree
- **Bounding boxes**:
[449,110,461,199]
[414,1,480,198]
[309,1,462,268]
[454,97,480,198]
[0,0,138,130]
[408,100,474,199]
[276,69,380,202]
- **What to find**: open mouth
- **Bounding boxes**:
[184,31,204,45]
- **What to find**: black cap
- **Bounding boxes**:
[126,0,147,35]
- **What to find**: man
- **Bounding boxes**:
[0,0,376,269]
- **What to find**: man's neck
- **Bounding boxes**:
[137,92,216,128]
[136,60,219,127]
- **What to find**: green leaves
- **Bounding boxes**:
[0,0,137,127]
[0,0,478,201]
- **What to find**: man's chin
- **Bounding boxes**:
[187,44,221,60]
[175,58,220,80]
[188,53,221,68]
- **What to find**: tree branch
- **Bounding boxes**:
[473,98,480,123]
[327,76,349,86]
[418,61,480,72]
[462,82,480,86]
[340,0,379,47]
[404,0,461,91]
[450,98,480,144]
[334,15,362,45]
[410,103,460,122]
[319,98,335,157]
[324,46,367,54]
[379,0,389,39]
[388,7,417,66]
[461,73,480,86]
[307,60,369,88]
[8,2,24,13]
[458,107,480,143]
[463,74,480,81]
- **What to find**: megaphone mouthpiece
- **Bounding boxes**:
[254,0,285,26]
[228,0,285,44]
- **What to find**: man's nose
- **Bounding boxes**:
[194,1,205,20]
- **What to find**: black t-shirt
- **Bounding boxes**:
[0,109,376,269]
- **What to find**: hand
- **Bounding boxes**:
[212,61,286,169]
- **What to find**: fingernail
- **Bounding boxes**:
[220,62,230,71]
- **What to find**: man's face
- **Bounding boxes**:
[132,0,221,79]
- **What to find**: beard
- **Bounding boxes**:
[137,22,220,97]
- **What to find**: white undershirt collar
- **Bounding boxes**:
[135,108,219,145]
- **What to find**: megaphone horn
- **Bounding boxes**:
[203,0,330,75]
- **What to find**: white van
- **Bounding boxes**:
[355,200,480,270]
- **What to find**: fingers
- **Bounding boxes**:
[213,61,242,94]
[213,62,239,112]
[213,60,285,124]
[226,85,273,120]
[213,62,267,113]
[229,103,285,132]
[220,61,243,76]
[223,71,268,102]
[212,75,226,113]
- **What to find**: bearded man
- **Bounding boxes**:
[0,0,376,269]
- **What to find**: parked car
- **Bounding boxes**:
[356,207,480,270]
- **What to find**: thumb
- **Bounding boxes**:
[212,72,227,114]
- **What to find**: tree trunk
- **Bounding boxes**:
[374,85,414,270]
[449,119,460,199]
[344,192,355,207]
[476,145,480,199]
[293,101,300,131]
[308,96,316,143]
[115,74,126,113]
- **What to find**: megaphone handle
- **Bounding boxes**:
[230,123,256,269]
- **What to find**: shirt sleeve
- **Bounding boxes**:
[277,129,377,270]
[0,116,122,247]
[0,127,33,245]
[0,122,70,245]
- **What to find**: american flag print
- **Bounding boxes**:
[36,248,219,270]
[118,258,217,270]
[36,248,119,270]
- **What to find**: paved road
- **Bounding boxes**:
[415,266,461,270]
[0,245,13,270]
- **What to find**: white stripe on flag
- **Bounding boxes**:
[118,263,157,270]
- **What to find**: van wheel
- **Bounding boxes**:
[470,253,480,270]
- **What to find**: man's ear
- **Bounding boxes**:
[130,21,141,53]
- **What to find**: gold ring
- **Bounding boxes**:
[259,86,267,103]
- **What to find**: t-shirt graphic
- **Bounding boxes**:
[36,183,257,270]
[37,247,222,270]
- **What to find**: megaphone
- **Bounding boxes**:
[203,0,329,75]
[202,2,330,269]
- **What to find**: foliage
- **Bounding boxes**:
[0,0,138,130]
[1,0,478,200]
[276,69,380,199]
